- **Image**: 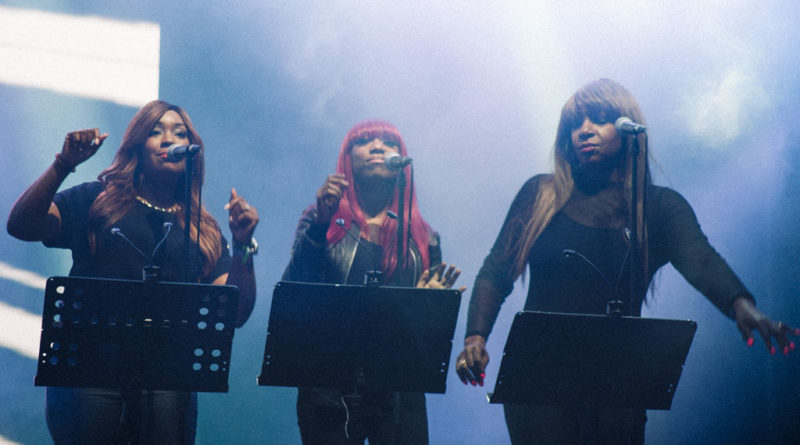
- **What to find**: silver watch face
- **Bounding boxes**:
[231,238,257,254]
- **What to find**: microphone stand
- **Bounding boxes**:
[395,167,407,278]
[624,133,644,317]
[392,167,409,445]
[182,153,197,282]
[110,221,172,443]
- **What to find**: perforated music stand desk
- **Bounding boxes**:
[35,276,239,392]
[488,311,697,410]
[258,281,462,394]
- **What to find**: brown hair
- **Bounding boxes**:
[88,100,223,278]
[511,79,650,289]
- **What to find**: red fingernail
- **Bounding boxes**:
[747,338,754,347]
[470,380,476,386]
[480,373,485,379]
[791,342,796,351]
[478,380,484,387]
[770,346,776,355]
[784,346,790,355]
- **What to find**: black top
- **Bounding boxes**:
[347,238,417,286]
[466,174,752,339]
[45,181,230,283]
[282,204,441,286]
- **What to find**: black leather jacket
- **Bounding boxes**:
[282,204,443,409]
[282,205,441,285]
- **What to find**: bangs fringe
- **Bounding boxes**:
[344,121,405,153]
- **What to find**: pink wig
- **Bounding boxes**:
[326,120,432,281]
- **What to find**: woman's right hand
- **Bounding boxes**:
[315,173,349,224]
[7,128,107,241]
[60,128,108,168]
[455,334,490,386]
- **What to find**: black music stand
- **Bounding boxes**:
[488,311,697,410]
[35,276,239,392]
[257,281,461,394]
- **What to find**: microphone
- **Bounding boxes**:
[562,248,621,314]
[112,227,150,263]
[563,246,635,316]
[614,117,646,134]
[165,144,201,162]
[336,218,382,286]
[614,116,647,134]
[562,249,614,291]
[112,222,173,280]
[384,153,413,171]
[152,222,173,260]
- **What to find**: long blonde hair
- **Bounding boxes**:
[511,79,650,287]
[88,100,223,278]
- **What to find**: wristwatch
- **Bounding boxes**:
[233,237,258,263]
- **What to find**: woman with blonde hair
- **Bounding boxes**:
[455,79,797,444]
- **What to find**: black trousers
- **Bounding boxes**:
[46,387,197,445]
[297,389,428,445]
[504,403,646,445]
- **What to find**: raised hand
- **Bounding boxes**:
[225,188,259,245]
[60,128,108,168]
[315,173,349,224]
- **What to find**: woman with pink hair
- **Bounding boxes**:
[283,119,463,444]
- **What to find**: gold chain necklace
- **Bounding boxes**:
[135,195,182,214]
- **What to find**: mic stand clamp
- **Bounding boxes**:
[142,265,160,282]
[364,270,382,287]
[606,300,624,318]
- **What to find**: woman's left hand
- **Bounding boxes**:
[734,297,798,355]
[224,188,259,244]
[416,262,467,293]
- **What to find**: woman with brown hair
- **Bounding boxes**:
[454,79,797,444]
[7,100,259,444]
